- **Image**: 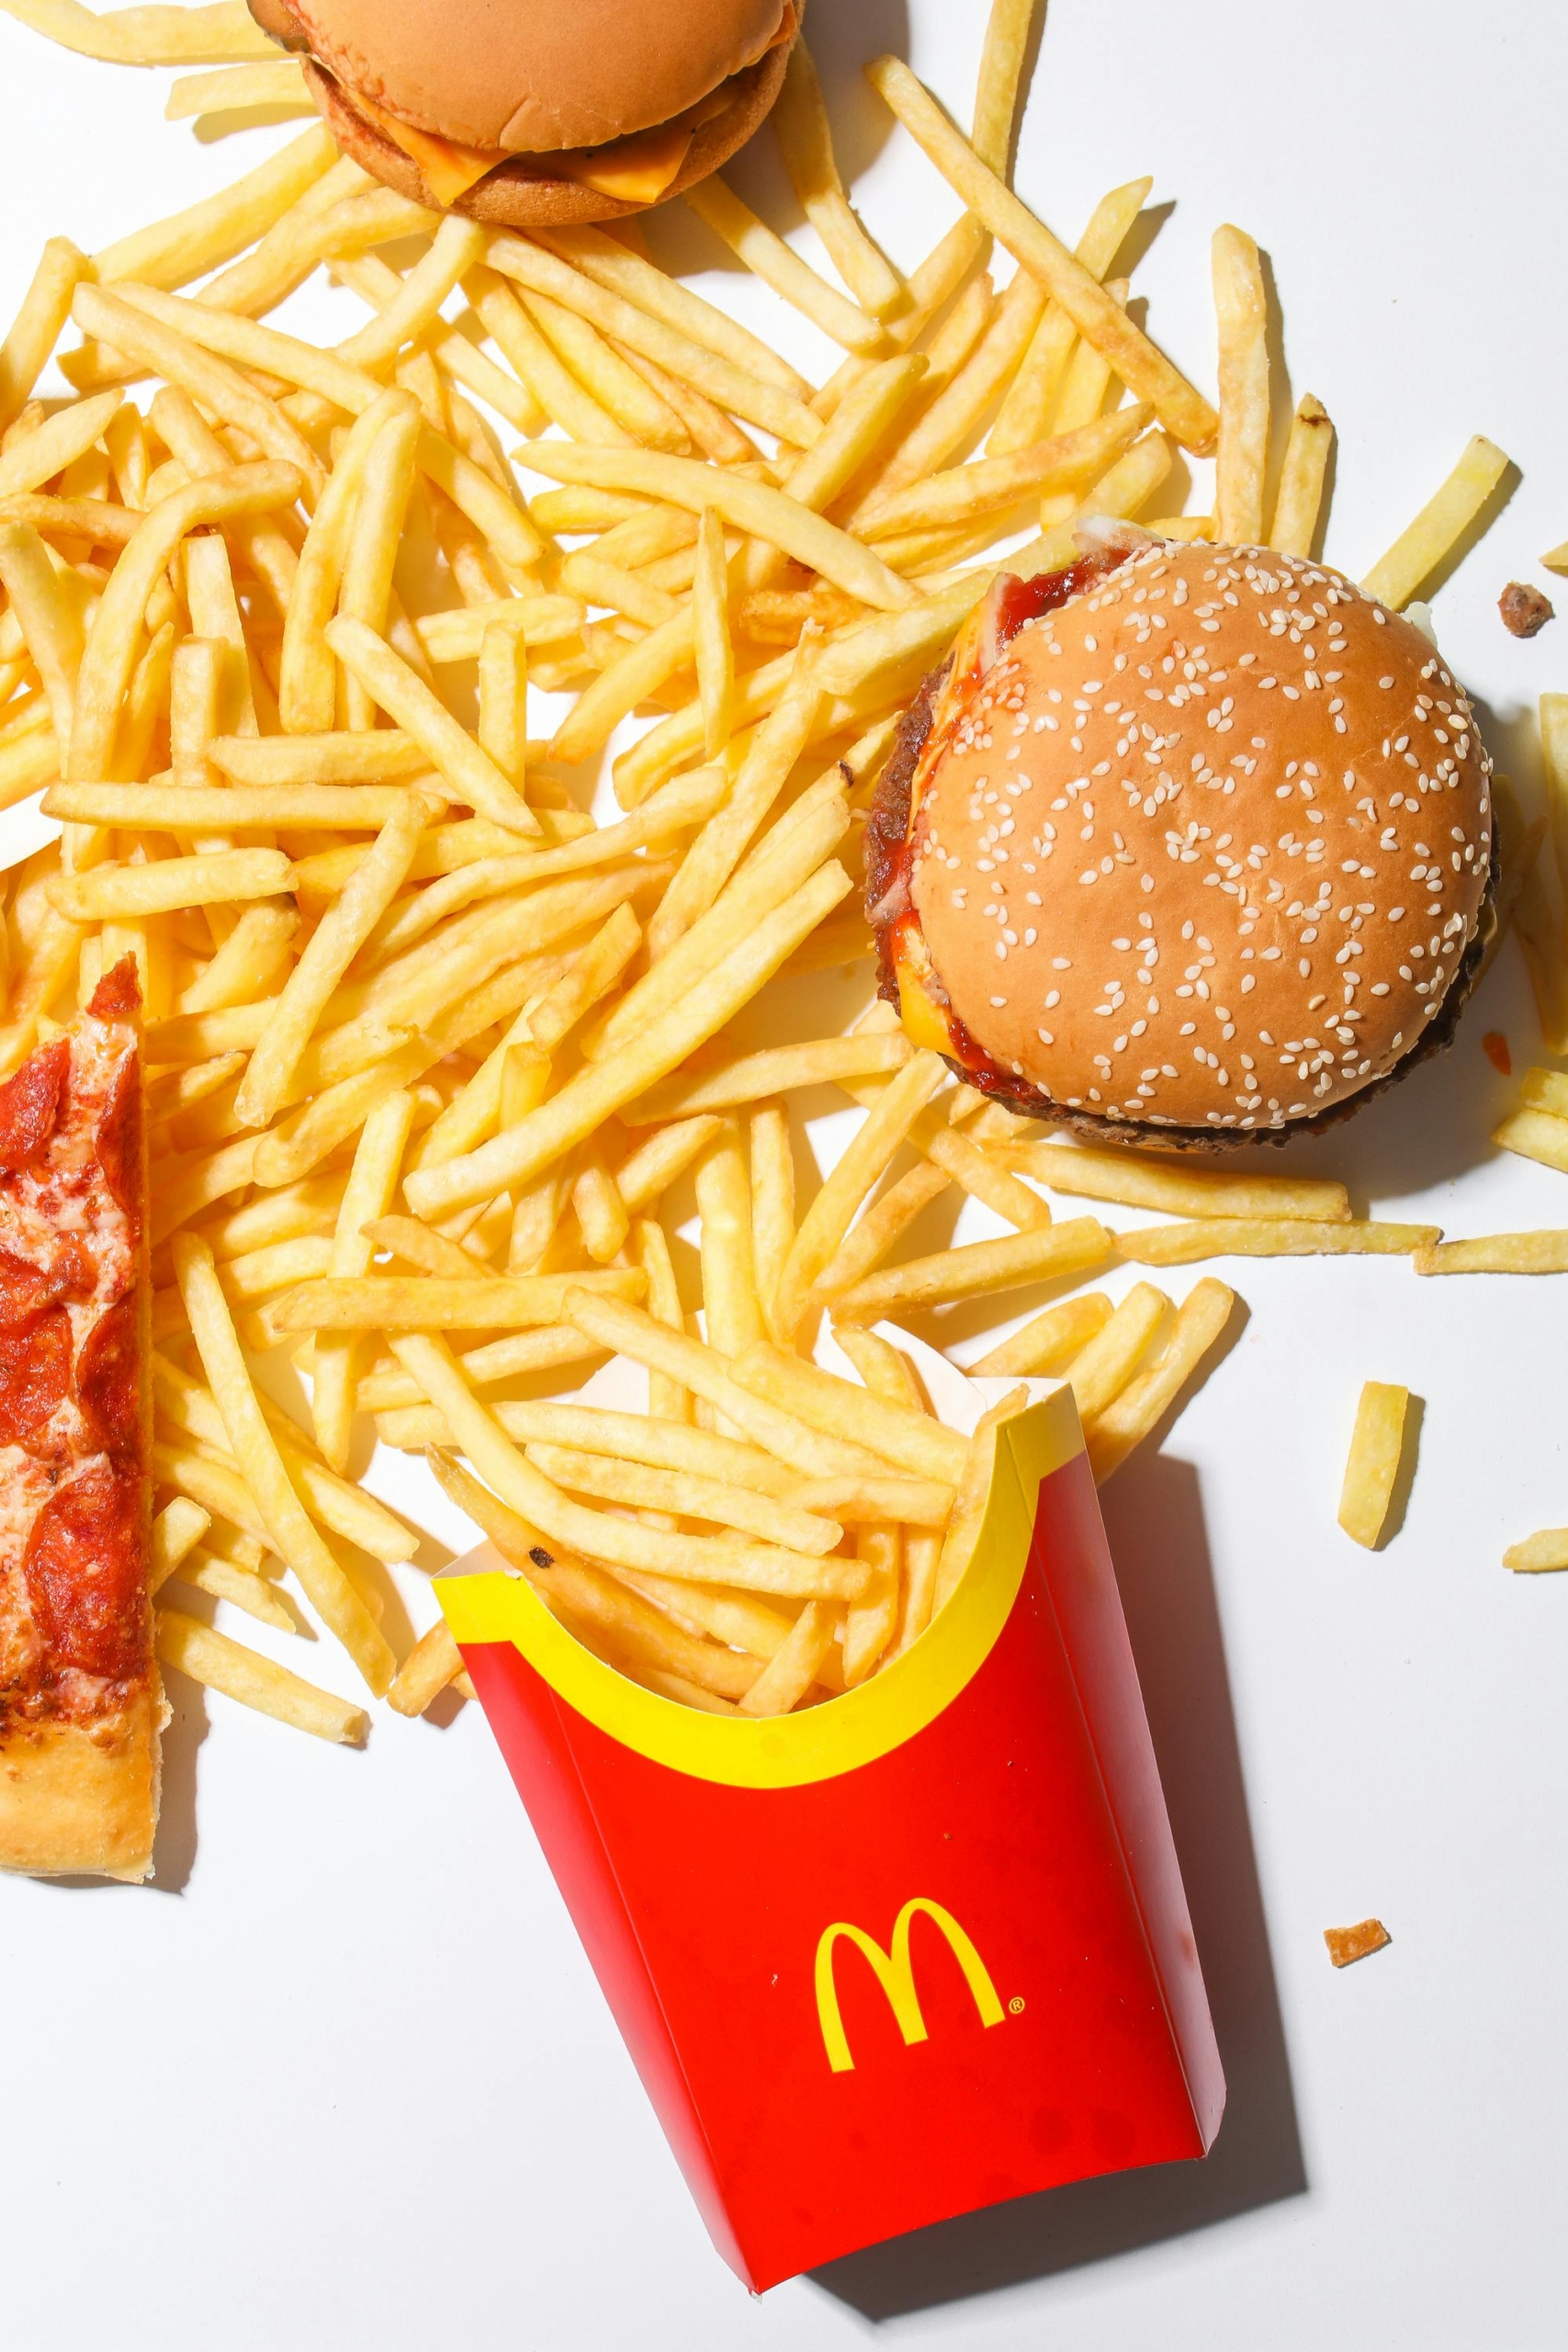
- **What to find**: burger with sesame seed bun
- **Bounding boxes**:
[864,532,1496,1148]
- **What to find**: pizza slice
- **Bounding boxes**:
[0,955,160,1882]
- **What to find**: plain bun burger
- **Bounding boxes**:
[866,536,1496,1148]
[246,0,800,224]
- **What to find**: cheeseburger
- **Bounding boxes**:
[867,536,1495,1147]
[246,0,800,223]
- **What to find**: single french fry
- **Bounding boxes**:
[810,1161,952,1304]
[365,1325,604,1415]
[393,1333,864,1600]
[149,1494,212,1593]
[860,404,1150,541]
[1000,1140,1350,1223]
[1120,1219,1439,1266]
[694,1122,766,1358]
[516,441,918,612]
[402,861,852,1218]
[156,1609,368,1745]
[0,236,91,431]
[48,849,294,921]
[1087,1278,1235,1483]
[831,1216,1113,1322]
[747,354,928,594]
[615,1116,727,1216]
[1337,1381,1413,1549]
[164,56,309,117]
[626,1032,912,1123]
[0,389,125,500]
[693,506,734,760]
[1061,1282,1171,1422]
[387,1615,468,1716]
[1212,224,1269,547]
[275,1264,643,1331]
[1415,1230,1568,1275]
[737,1600,834,1716]
[685,174,888,356]
[968,1290,1113,1377]
[971,0,1040,174]
[311,1089,416,1473]
[168,1551,297,1634]
[336,214,486,371]
[1269,393,1334,558]
[1361,435,1511,610]
[1504,1530,1568,1575]
[0,520,85,747]
[175,904,296,1014]
[47,780,441,832]
[234,793,431,1129]
[772,40,904,318]
[172,1233,395,1692]
[865,56,1218,452]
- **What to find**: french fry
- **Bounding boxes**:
[843,1524,900,1684]
[684,175,889,356]
[999,1140,1350,1223]
[0,388,125,498]
[365,1325,605,1415]
[1504,1530,1568,1576]
[391,1334,864,1600]
[526,1442,841,1555]
[172,1233,396,1693]
[1212,223,1269,547]
[175,903,296,1013]
[773,1050,948,1337]
[1121,1218,1439,1265]
[1415,1230,1568,1275]
[403,862,852,1217]
[830,1216,1113,1322]
[1269,393,1334,558]
[0,520,85,746]
[234,794,431,1129]
[1361,435,1511,610]
[275,1264,643,1332]
[1060,1282,1171,1422]
[522,286,690,454]
[694,1123,766,1357]
[693,507,734,760]
[1337,1381,1414,1549]
[858,404,1150,541]
[149,1493,212,1592]
[516,442,918,612]
[0,236,91,431]
[736,1600,835,1716]
[336,215,486,372]
[865,56,1218,452]
[311,1089,416,1474]
[729,1342,969,1485]
[488,233,819,447]
[772,40,904,318]
[810,1161,951,1304]
[626,1032,912,1122]
[534,223,811,397]
[931,1386,1032,1614]
[156,1609,368,1746]
[46,781,440,832]
[323,616,539,834]
[96,118,333,286]
[387,1615,468,1716]
[48,848,295,921]
[968,1290,1113,1377]
[558,1288,897,1481]
[164,57,309,118]
[971,0,1040,174]
[1087,1279,1235,1482]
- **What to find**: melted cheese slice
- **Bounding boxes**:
[356,91,694,209]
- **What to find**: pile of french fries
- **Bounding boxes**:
[0,0,1551,1750]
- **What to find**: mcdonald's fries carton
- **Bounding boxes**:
[438,1371,1224,2292]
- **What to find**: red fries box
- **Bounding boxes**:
[438,1376,1224,2291]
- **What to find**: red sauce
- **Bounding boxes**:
[76,1292,142,1465]
[0,1037,68,1176]
[868,553,1117,1110]
[88,953,142,1027]
[94,1054,143,1238]
[22,1461,148,1684]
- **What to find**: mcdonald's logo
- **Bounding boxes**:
[814,1897,1007,2075]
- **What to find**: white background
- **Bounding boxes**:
[3,2,1568,2344]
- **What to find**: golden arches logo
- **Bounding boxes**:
[814,1897,1006,2075]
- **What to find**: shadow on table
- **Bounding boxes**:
[810,1450,1305,2322]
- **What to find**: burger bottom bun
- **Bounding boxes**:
[869,665,1500,1155]
[303,36,792,225]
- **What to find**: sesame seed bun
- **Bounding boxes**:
[873,542,1495,1148]
[251,0,795,224]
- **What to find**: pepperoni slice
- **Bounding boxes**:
[0,1037,69,1177]
[75,1291,141,1465]
[88,954,142,1026]
[94,1051,143,1235]
[0,1302,72,1448]
[22,1460,147,1682]
[0,1239,96,1327]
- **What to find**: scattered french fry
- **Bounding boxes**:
[1337,1381,1414,1549]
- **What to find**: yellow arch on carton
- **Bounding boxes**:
[437,1383,1081,1790]
[814,1897,1006,2074]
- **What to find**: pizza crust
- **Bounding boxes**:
[0,1679,165,1881]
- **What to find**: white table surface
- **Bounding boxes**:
[4,3,1568,2344]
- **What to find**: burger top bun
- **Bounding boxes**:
[265,0,790,153]
[905,543,1493,1141]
